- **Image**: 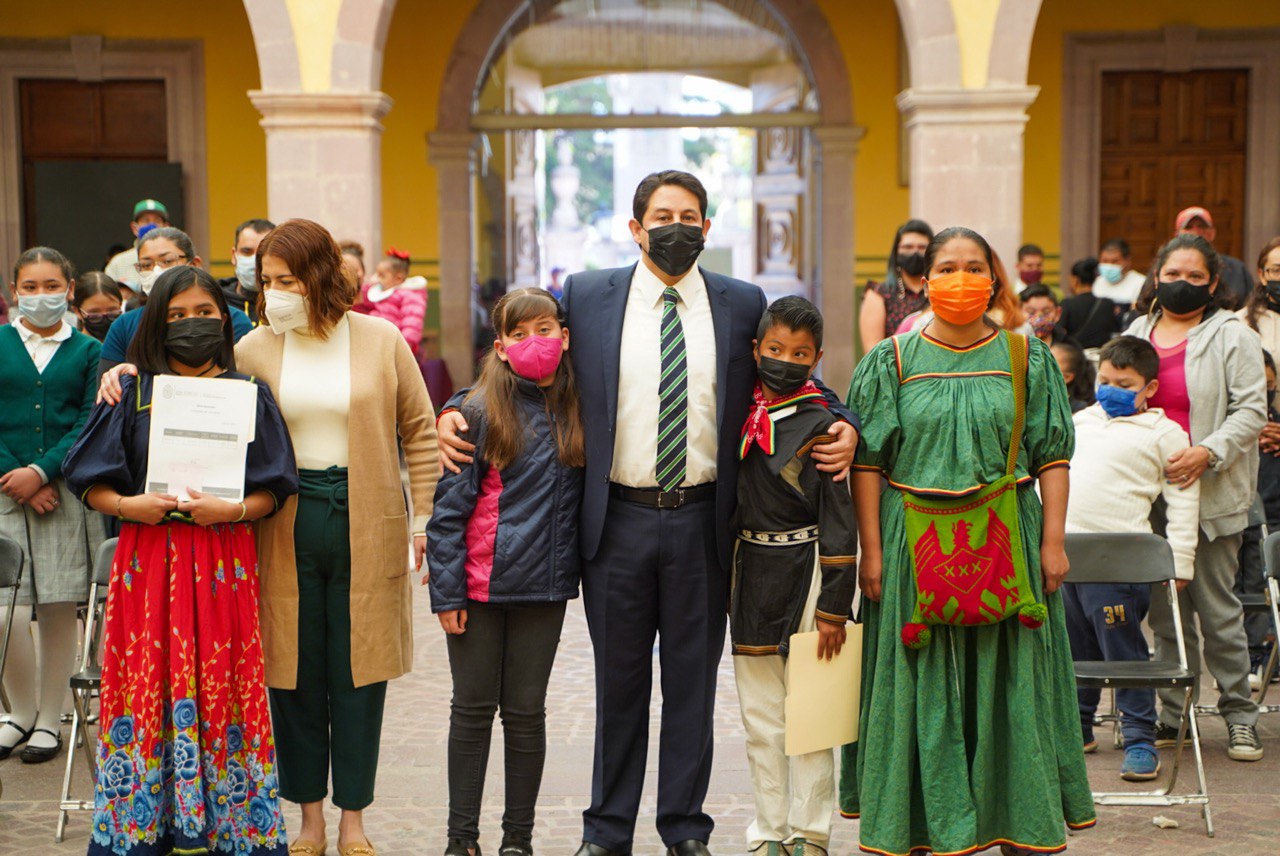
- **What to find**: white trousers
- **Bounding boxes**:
[733,562,835,849]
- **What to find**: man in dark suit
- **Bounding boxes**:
[438,171,858,855]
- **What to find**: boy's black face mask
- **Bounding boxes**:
[758,356,811,397]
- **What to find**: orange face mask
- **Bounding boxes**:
[926,271,993,325]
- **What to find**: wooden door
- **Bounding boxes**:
[20,79,168,248]
[1099,69,1248,271]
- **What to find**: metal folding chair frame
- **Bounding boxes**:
[0,534,25,802]
[55,536,116,841]
[1193,528,1280,718]
[1065,533,1213,837]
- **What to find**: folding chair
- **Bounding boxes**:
[1253,532,1280,714]
[1065,532,1212,837]
[55,536,116,841]
[0,534,25,802]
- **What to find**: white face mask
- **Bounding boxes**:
[264,289,309,335]
[18,293,69,328]
[235,255,258,292]
[137,265,169,296]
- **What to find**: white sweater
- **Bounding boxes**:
[278,315,351,469]
[1067,404,1200,580]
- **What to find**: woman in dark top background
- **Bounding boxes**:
[859,219,933,351]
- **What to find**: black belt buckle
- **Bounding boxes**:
[657,488,685,510]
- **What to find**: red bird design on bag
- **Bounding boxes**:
[912,510,1019,625]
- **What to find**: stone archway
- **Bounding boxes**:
[431,0,863,388]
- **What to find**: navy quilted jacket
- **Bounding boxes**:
[427,380,583,611]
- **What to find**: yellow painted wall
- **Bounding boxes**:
[2,1,266,275]
[1026,0,1280,260]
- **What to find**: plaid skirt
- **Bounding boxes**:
[0,478,105,605]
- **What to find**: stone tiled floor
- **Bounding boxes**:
[2,595,1277,855]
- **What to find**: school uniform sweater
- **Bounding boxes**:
[1067,404,1200,580]
[0,323,101,483]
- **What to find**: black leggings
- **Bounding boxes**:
[446,599,567,841]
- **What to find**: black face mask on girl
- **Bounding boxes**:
[898,252,927,278]
[644,222,705,278]
[1157,279,1214,315]
[1265,281,1280,308]
[165,317,226,367]
[81,311,122,341]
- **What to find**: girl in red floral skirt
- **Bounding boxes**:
[63,266,298,856]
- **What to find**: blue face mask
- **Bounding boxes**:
[1096,384,1139,418]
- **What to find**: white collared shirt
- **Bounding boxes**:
[13,317,72,374]
[610,262,718,487]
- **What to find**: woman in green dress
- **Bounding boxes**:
[840,227,1095,855]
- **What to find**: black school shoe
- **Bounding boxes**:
[19,728,63,763]
[0,722,34,760]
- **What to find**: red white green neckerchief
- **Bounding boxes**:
[738,381,827,460]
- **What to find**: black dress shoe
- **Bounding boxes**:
[19,728,63,764]
[573,842,630,856]
[667,842,710,856]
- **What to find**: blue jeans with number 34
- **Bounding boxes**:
[1061,582,1157,748]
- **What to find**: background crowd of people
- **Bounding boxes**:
[1,178,1277,856]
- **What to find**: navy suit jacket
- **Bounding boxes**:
[561,263,856,570]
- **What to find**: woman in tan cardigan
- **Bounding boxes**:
[100,218,439,856]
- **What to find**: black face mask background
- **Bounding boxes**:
[1264,280,1280,308]
[898,251,927,278]
[1157,279,1215,316]
[758,356,812,398]
[82,312,121,341]
[645,222,705,278]
[165,317,226,368]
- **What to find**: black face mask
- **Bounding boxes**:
[1265,280,1280,309]
[81,311,121,342]
[898,251,927,278]
[644,223,705,278]
[758,356,812,397]
[1157,279,1215,315]
[165,317,226,368]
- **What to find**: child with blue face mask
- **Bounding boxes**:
[1062,335,1201,783]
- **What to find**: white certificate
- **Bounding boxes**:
[145,375,258,502]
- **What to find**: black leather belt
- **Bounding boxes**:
[610,482,716,509]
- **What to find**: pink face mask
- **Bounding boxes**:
[503,334,564,382]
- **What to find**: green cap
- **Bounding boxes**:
[133,198,169,219]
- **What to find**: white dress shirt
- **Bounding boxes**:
[13,317,71,374]
[278,315,351,469]
[1092,269,1146,306]
[610,262,718,487]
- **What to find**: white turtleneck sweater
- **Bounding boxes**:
[277,315,351,469]
[1067,404,1200,580]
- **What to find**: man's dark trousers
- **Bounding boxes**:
[581,495,724,851]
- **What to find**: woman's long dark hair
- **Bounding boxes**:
[1242,236,1280,331]
[464,288,584,470]
[126,266,236,374]
[885,219,934,289]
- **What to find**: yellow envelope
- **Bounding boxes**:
[784,625,863,756]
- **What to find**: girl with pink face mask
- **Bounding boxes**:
[425,287,585,856]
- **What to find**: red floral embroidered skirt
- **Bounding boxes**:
[88,521,287,856]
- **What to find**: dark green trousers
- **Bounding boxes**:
[269,467,387,810]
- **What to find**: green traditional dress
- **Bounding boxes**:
[840,328,1096,855]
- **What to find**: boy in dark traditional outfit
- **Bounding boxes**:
[730,296,858,856]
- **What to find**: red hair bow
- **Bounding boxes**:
[386,247,410,261]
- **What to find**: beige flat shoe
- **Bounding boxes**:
[338,839,377,856]
[289,839,329,856]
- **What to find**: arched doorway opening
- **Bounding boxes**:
[431,0,861,389]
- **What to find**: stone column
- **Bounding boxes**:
[248,91,393,261]
[812,124,864,393]
[428,131,479,386]
[896,86,1039,268]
